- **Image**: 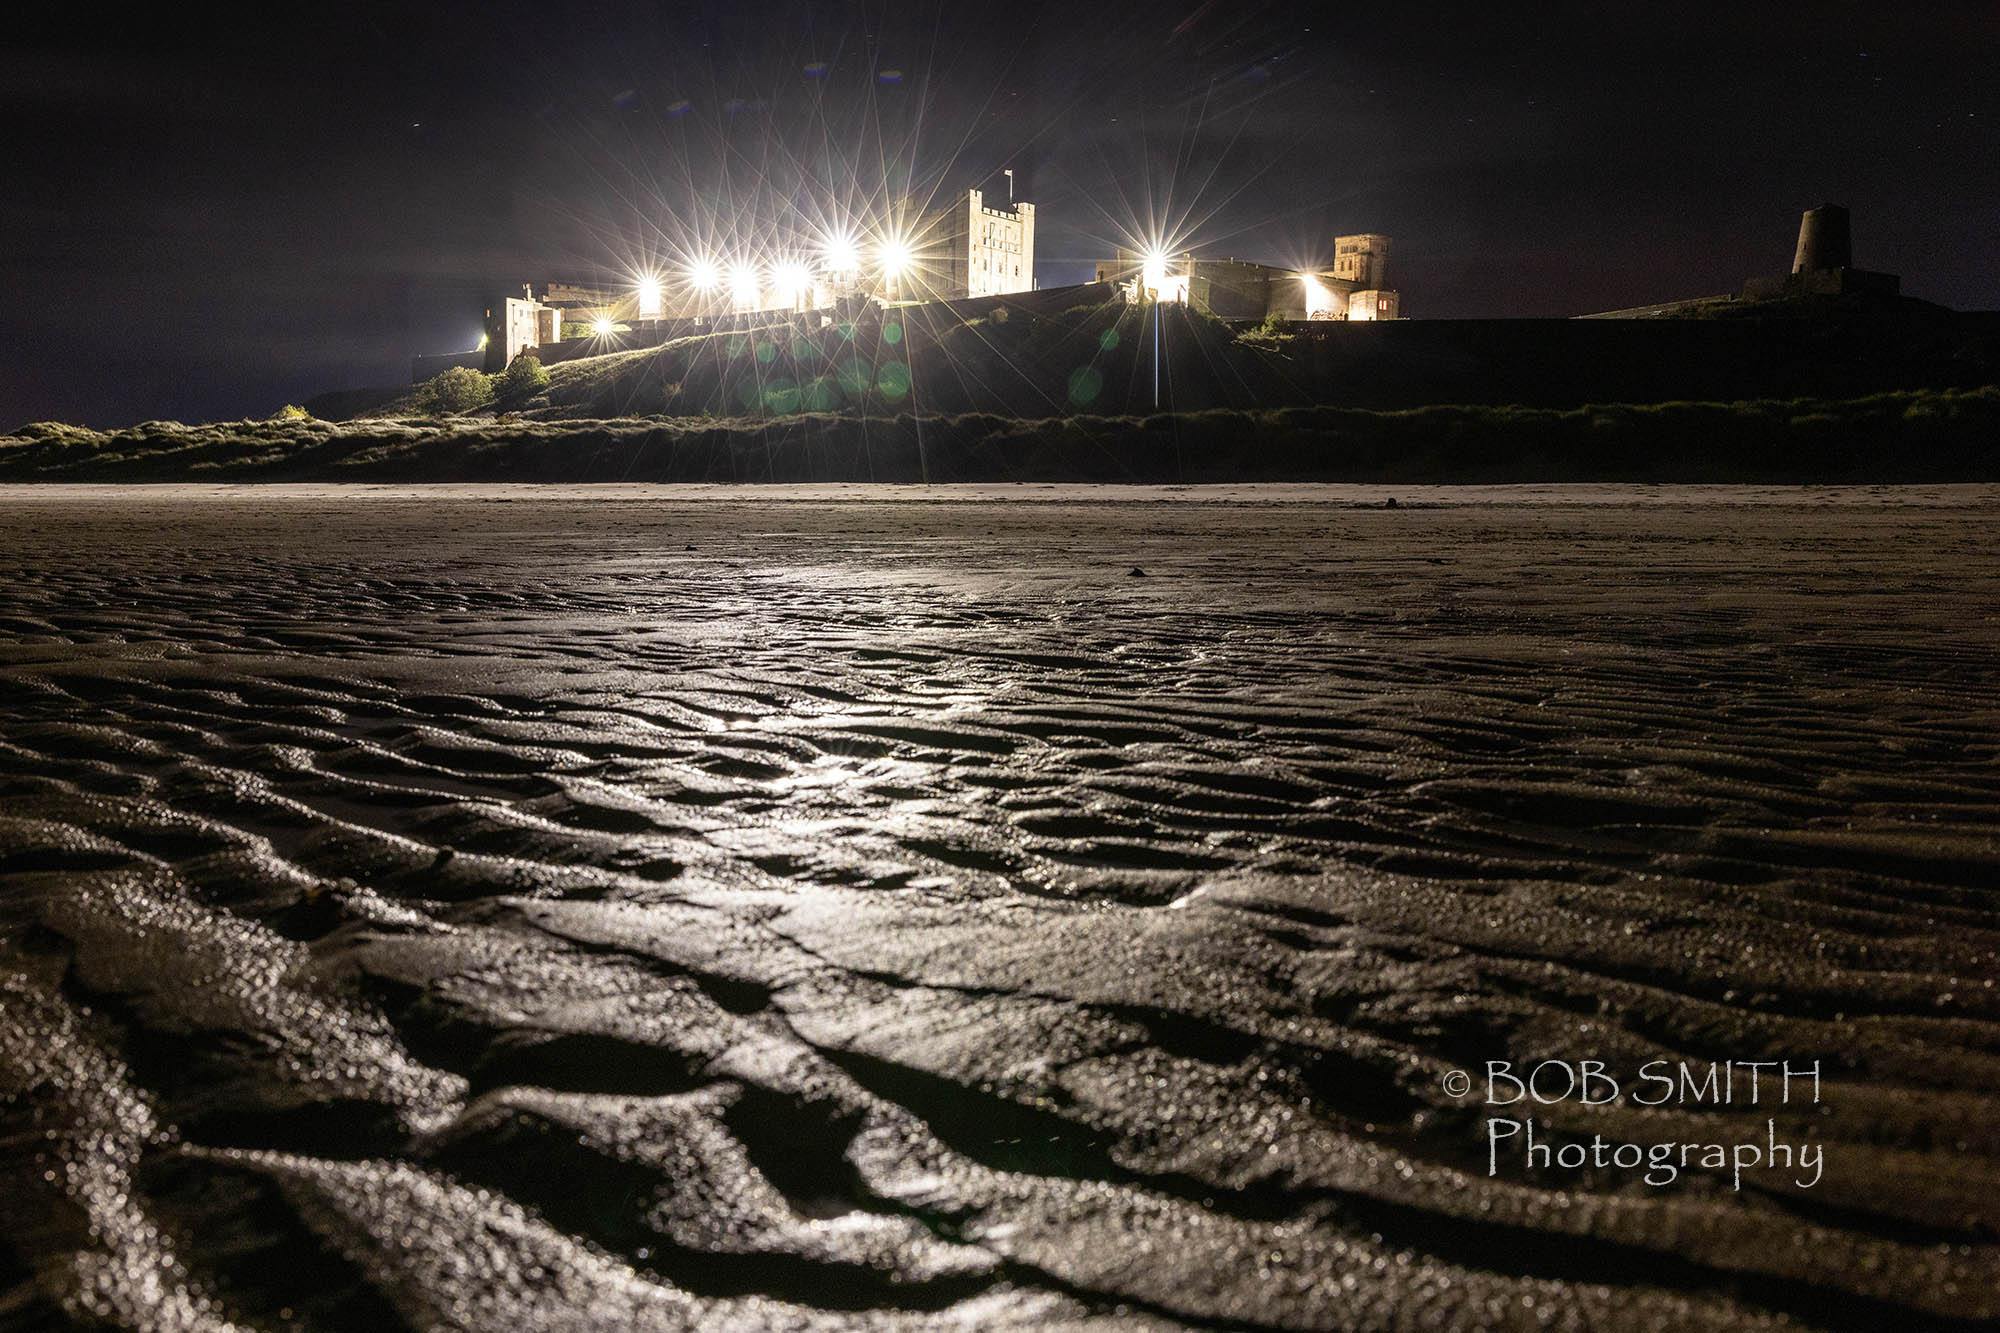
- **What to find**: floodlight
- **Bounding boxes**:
[773,260,812,304]
[688,258,720,292]
[880,238,913,277]
[637,276,663,318]
[729,264,760,308]
[1298,273,1338,319]
[822,233,859,273]
[593,317,615,335]
[1142,249,1169,293]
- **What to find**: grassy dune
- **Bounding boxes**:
[8,297,1995,483]
[4,386,1995,484]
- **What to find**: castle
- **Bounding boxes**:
[471,187,1044,372]
[413,188,1398,379]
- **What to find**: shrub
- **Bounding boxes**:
[420,366,495,416]
[499,353,551,400]
[273,403,311,421]
[10,422,100,442]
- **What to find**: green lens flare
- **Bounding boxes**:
[877,360,911,401]
[800,376,840,411]
[762,378,800,413]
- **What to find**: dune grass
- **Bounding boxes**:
[5,385,1995,484]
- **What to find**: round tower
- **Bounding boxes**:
[1791,204,1851,274]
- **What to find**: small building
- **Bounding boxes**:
[487,289,562,371]
[1346,289,1401,322]
[483,283,653,371]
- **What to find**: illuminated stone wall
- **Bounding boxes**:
[499,298,549,366]
[1332,234,1390,287]
[1346,289,1401,321]
[938,188,1035,300]
[1188,259,1277,319]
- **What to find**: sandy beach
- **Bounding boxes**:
[3,483,1996,1330]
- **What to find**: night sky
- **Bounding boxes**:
[3,1,1995,429]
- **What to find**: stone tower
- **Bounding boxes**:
[1791,204,1852,274]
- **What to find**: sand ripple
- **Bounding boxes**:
[2,484,1997,1330]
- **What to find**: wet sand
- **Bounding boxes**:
[2,483,1997,1330]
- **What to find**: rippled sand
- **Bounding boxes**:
[3,483,1996,1330]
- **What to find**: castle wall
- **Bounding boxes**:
[1098,249,1394,321]
[1189,260,1274,319]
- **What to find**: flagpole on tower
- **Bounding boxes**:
[1004,168,1013,205]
